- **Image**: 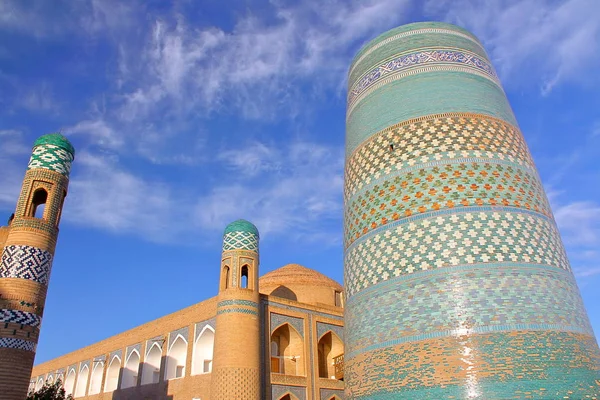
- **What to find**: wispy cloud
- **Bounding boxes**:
[425,0,600,94]
[197,140,344,243]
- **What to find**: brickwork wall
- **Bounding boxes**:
[29,292,344,400]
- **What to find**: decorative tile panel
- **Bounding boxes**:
[345,209,568,298]
[270,313,304,338]
[126,343,141,360]
[27,144,74,176]
[320,388,344,400]
[0,309,41,327]
[168,326,188,348]
[0,337,36,351]
[317,322,344,342]
[0,245,53,284]
[194,318,216,341]
[272,384,307,400]
[348,50,500,114]
[222,231,259,252]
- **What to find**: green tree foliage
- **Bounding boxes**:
[26,380,74,400]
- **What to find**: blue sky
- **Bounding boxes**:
[0,0,599,365]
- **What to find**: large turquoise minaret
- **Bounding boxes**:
[344,22,600,398]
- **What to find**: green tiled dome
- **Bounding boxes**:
[224,219,259,237]
[33,133,75,157]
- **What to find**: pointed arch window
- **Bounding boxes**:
[74,365,89,397]
[165,335,188,380]
[30,188,48,219]
[241,265,249,289]
[192,326,215,375]
[121,350,140,388]
[270,323,305,376]
[88,361,103,395]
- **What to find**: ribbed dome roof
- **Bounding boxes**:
[260,264,342,291]
[33,133,75,156]
[224,219,259,237]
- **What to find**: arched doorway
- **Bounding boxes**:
[318,331,344,379]
[141,342,162,384]
[121,350,140,388]
[74,365,89,397]
[192,326,214,375]
[104,355,121,392]
[270,323,304,376]
[165,335,188,380]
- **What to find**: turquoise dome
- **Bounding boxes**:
[33,133,75,157]
[224,219,259,237]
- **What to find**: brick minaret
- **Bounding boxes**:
[211,220,261,400]
[0,133,75,399]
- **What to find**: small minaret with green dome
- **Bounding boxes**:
[211,219,261,400]
[0,133,75,399]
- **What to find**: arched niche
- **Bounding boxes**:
[165,335,188,380]
[88,361,104,395]
[35,377,44,391]
[192,326,214,375]
[270,323,305,376]
[64,370,76,396]
[104,355,121,392]
[318,331,344,379]
[121,350,140,388]
[46,375,54,385]
[74,365,89,397]
[270,285,298,301]
[278,394,299,400]
[141,342,162,385]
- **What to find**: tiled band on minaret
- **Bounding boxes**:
[211,220,261,400]
[0,134,75,400]
[343,22,600,398]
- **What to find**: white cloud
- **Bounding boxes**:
[64,151,181,240]
[425,0,600,94]
[554,201,600,246]
[196,140,344,243]
[65,119,123,150]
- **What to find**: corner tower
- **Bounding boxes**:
[344,22,600,398]
[0,133,75,399]
[211,220,261,400]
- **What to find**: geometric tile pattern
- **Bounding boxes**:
[349,26,485,80]
[345,209,568,297]
[0,309,41,328]
[345,265,593,359]
[27,144,74,177]
[0,337,36,352]
[317,322,344,342]
[0,245,53,285]
[216,307,258,316]
[222,231,258,252]
[168,326,188,348]
[272,384,307,400]
[194,318,216,341]
[344,115,550,247]
[345,114,534,199]
[348,50,499,114]
[320,388,344,400]
[270,313,304,339]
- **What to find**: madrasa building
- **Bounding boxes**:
[1,21,599,400]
